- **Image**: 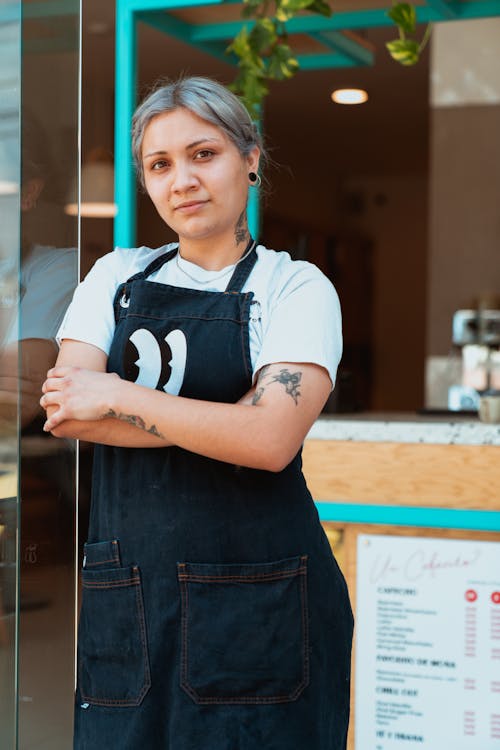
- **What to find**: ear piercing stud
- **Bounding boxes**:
[248,172,262,187]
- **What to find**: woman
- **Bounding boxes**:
[41,76,353,750]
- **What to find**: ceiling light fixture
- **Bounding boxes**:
[331,88,369,105]
[65,147,117,218]
[0,180,18,195]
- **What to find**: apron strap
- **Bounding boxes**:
[123,238,257,291]
[125,246,179,283]
[224,241,258,293]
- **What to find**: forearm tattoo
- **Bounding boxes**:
[103,409,165,438]
[251,366,302,406]
[234,210,249,246]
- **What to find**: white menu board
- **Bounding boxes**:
[355,534,500,749]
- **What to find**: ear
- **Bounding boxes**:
[246,146,260,175]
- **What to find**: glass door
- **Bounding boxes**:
[1,0,81,747]
[0,1,21,746]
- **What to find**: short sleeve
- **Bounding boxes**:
[253,265,342,389]
[56,250,121,354]
[21,247,78,341]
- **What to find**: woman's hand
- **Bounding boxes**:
[40,366,121,432]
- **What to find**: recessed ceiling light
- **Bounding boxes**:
[87,21,111,35]
[331,88,369,105]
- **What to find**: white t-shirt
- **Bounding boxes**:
[57,243,342,387]
[3,245,77,346]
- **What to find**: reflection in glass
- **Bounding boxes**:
[0,1,21,747]
[17,2,80,748]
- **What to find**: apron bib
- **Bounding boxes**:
[74,245,354,750]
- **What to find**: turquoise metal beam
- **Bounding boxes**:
[114,0,260,247]
[138,10,237,65]
[114,1,138,247]
[190,9,432,42]
[114,0,500,247]
[311,31,374,66]
[247,184,259,239]
[189,1,500,42]
[454,0,500,19]
[248,109,263,237]
[316,502,500,532]
[296,51,361,70]
[425,0,457,19]
[127,0,240,10]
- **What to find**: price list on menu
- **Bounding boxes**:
[355,535,500,749]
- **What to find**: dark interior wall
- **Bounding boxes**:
[427,104,500,355]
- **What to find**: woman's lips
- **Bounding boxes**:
[174,200,208,213]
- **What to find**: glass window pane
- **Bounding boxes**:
[0,0,21,746]
[18,1,80,748]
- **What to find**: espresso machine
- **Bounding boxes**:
[449,307,500,411]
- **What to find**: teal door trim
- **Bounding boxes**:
[114,0,500,246]
[316,502,500,533]
[115,0,138,247]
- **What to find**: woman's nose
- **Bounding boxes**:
[171,161,198,193]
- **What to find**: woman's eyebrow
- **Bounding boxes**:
[143,138,221,159]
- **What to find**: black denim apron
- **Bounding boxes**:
[74,245,354,750]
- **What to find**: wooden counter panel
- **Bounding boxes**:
[303,440,500,509]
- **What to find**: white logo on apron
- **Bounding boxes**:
[127,328,187,396]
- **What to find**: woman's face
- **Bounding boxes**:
[142,107,259,244]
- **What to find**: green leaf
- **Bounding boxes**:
[226,26,251,59]
[275,0,314,22]
[386,38,419,65]
[231,67,268,119]
[268,43,299,80]
[249,17,278,53]
[307,0,332,17]
[241,0,264,18]
[387,3,417,35]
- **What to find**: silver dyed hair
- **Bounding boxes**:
[132,76,265,188]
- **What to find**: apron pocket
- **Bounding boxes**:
[177,554,309,705]
[79,564,151,707]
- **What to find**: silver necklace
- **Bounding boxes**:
[175,240,256,285]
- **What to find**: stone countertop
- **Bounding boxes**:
[307,413,500,446]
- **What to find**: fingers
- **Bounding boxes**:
[46,366,77,379]
[43,408,65,433]
[39,391,62,410]
[41,376,66,393]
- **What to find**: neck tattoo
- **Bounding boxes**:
[235,210,249,246]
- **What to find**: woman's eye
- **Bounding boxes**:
[195,150,214,160]
[152,160,169,171]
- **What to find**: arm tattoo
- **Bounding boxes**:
[251,365,270,405]
[102,408,165,438]
[270,369,302,405]
[251,365,302,406]
[251,387,264,405]
[234,210,250,246]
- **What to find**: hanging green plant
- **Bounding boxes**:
[386,2,431,66]
[227,1,428,118]
[227,0,331,118]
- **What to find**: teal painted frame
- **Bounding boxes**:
[115,0,500,534]
[315,502,500,532]
[114,0,500,247]
[115,0,263,247]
